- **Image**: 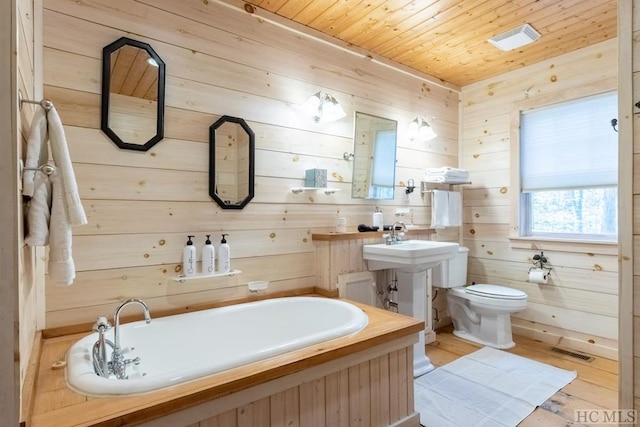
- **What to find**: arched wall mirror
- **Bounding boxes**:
[209,116,255,209]
[101,37,166,151]
[351,112,398,199]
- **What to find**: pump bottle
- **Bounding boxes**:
[202,234,215,275]
[218,234,231,273]
[183,235,196,277]
[372,206,384,229]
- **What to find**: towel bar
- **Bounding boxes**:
[18,89,53,112]
[19,159,56,178]
[23,164,55,176]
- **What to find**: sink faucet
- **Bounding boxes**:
[111,298,151,379]
[384,221,406,245]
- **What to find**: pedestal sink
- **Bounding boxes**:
[363,240,459,377]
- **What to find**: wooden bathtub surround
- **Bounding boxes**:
[27,296,422,427]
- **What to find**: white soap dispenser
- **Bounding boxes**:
[372,206,384,229]
[182,235,196,277]
[218,233,231,273]
[202,234,215,275]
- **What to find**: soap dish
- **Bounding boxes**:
[248,281,269,292]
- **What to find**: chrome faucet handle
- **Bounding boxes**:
[93,316,112,332]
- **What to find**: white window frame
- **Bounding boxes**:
[509,87,618,252]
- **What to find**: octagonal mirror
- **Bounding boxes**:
[101,37,166,151]
[209,116,255,209]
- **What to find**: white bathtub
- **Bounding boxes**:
[66,297,368,396]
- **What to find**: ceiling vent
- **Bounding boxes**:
[488,23,541,51]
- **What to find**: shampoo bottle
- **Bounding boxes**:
[218,234,231,273]
[202,234,215,275]
[372,206,384,229]
[183,235,196,277]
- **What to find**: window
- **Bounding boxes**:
[519,92,618,241]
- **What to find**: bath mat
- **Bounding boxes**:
[414,346,577,427]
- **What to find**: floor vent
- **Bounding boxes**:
[550,347,594,362]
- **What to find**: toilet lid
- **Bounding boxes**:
[464,284,527,300]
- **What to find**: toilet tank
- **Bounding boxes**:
[431,246,469,288]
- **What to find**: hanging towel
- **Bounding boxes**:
[23,104,87,285]
[448,191,462,227]
[430,190,449,229]
[22,108,48,199]
[47,106,87,226]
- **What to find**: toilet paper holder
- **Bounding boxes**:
[529,252,552,275]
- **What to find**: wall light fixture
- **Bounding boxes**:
[304,91,346,123]
[407,117,437,141]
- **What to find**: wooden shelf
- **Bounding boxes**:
[312,228,435,241]
[291,187,340,195]
[170,270,241,283]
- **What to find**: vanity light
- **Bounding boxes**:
[304,91,346,123]
[407,117,437,141]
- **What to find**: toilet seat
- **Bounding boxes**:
[449,285,528,311]
[464,284,527,300]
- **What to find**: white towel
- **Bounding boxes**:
[430,190,449,229]
[424,167,470,184]
[47,106,87,226]
[448,191,462,227]
[430,190,462,228]
[23,104,87,285]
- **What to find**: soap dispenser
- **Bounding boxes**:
[202,234,215,275]
[372,206,384,229]
[183,235,196,277]
[218,234,231,273]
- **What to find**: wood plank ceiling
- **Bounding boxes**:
[242,0,617,87]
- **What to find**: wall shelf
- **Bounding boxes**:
[171,269,241,283]
[291,187,340,195]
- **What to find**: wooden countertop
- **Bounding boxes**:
[312,227,436,241]
[26,296,423,427]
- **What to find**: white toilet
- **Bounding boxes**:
[432,247,528,349]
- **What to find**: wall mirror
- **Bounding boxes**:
[101,37,166,151]
[209,115,255,209]
[351,112,398,199]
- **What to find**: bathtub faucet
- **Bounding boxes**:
[111,298,151,379]
[92,316,113,378]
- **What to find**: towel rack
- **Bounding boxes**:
[421,181,471,193]
[19,159,56,180]
[18,89,53,112]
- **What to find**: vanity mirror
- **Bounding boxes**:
[351,112,398,199]
[209,116,255,209]
[101,37,166,151]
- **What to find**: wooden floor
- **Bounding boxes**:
[427,327,618,426]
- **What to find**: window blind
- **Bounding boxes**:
[520,92,618,192]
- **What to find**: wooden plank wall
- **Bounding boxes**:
[17,0,42,416]
[2,0,20,423]
[460,39,619,360]
[631,0,640,413]
[41,0,459,328]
